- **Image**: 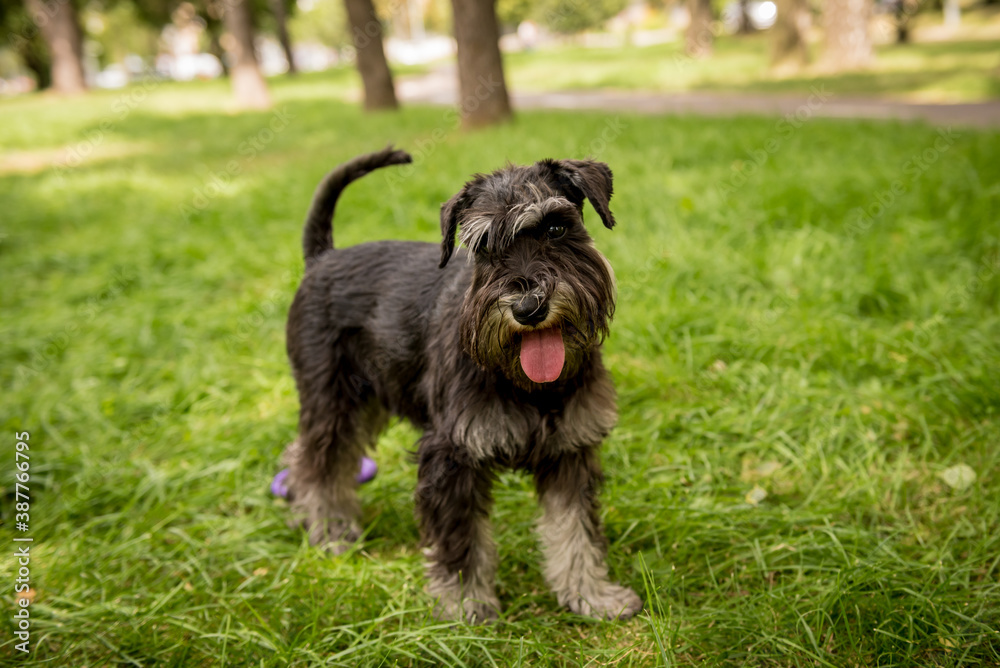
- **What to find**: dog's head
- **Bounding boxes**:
[440,159,617,389]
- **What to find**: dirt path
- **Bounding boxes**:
[397,65,1000,128]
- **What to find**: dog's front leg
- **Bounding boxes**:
[534,447,643,620]
[416,434,500,623]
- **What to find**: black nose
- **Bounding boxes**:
[511,294,549,326]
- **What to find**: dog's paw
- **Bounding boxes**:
[462,598,501,625]
[566,584,643,621]
[308,519,362,555]
[433,595,501,624]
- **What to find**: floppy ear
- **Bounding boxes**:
[439,189,471,268]
[549,159,616,230]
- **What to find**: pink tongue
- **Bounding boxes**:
[520,327,565,383]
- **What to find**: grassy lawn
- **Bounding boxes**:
[2,72,1000,666]
[504,34,1000,103]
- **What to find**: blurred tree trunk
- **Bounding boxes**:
[685,0,714,58]
[207,21,229,76]
[738,0,754,33]
[450,0,512,128]
[25,0,86,94]
[771,0,809,71]
[344,0,398,110]
[822,0,871,70]
[269,0,297,74]
[892,0,926,41]
[8,23,53,89]
[222,0,272,109]
[22,45,52,89]
[893,0,910,43]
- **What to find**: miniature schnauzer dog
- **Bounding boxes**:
[280,146,642,622]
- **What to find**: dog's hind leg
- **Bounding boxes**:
[284,332,386,554]
[533,447,643,620]
[416,433,500,623]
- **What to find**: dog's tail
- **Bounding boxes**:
[302,146,412,265]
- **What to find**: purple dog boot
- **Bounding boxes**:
[272,458,375,498]
[271,469,290,498]
[357,456,378,484]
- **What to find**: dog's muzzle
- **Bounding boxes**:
[511,291,549,327]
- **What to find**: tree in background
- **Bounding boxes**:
[206,17,229,74]
[889,0,918,43]
[266,0,296,73]
[685,0,713,57]
[497,0,625,34]
[85,1,160,69]
[344,0,397,109]
[0,0,53,88]
[288,0,348,50]
[128,0,227,73]
[222,0,272,108]
[533,0,626,34]
[771,0,809,72]
[736,0,754,33]
[124,0,297,77]
[450,0,511,128]
[22,0,87,93]
[226,0,299,75]
[822,0,871,69]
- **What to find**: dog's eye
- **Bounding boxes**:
[546,225,566,240]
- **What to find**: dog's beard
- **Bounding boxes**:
[461,283,610,388]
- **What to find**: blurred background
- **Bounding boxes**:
[1,0,997,105]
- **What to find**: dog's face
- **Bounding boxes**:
[439,159,617,389]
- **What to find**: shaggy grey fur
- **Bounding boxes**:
[280,146,642,622]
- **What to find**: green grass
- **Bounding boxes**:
[504,34,1000,102]
[2,71,1000,666]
